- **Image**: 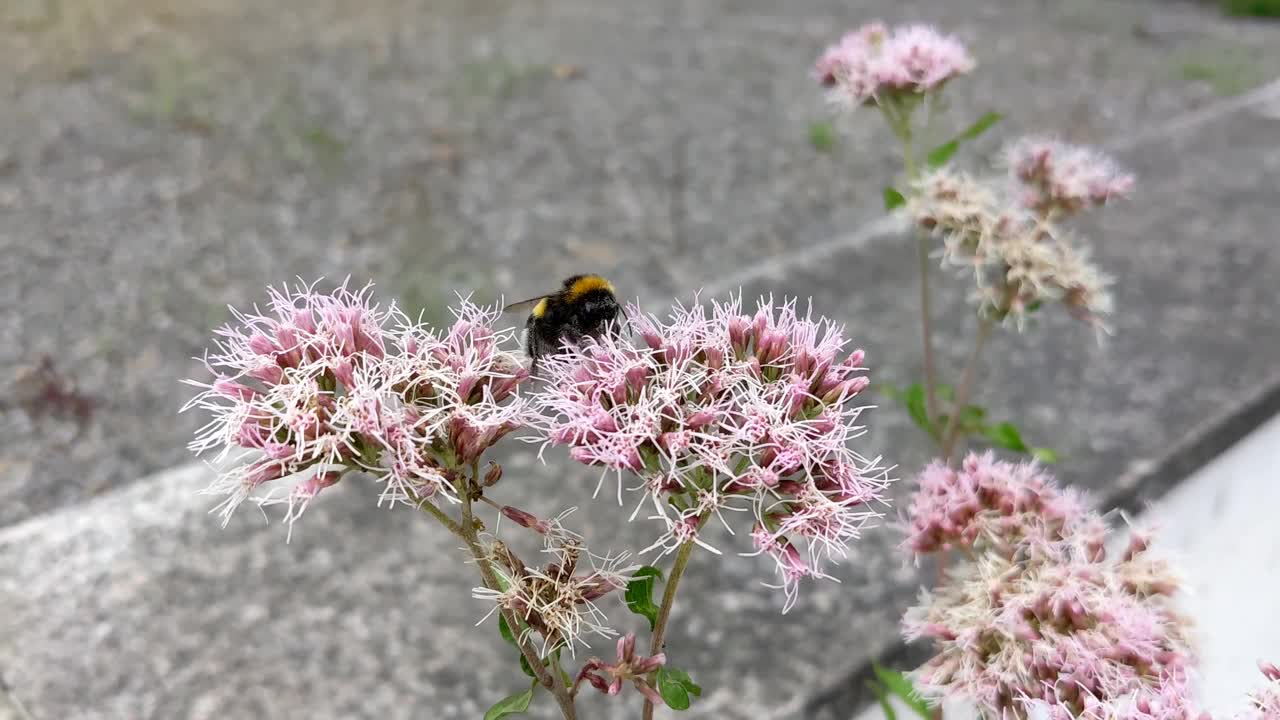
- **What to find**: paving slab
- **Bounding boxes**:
[3,0,1280,525]
[3,0,1280,719]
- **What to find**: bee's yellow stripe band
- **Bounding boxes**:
[565,275,615,302]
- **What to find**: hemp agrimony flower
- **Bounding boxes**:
[181,279,528,531]
[909,166,1117,329]
[815,22,975,109]
[902,453,1196,720]
[526,294,894,611]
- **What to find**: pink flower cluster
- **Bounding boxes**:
[909,167,1117,329]
[902,453,1196,720]
[182,279,528,532]
[526,294,893,611]
[904,452,1095,556]
[1004,137,1136,217]
[574,633,667,704]
[815,22,975,108]
[1239,662,1280,720]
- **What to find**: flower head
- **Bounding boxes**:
[1238,662,1280,720]
[182,279,528,532]
[526,294,893,611]
[474,538,637,656]
[904,451,1093,557]
[574,633,667,704]
[1003,137,1135,218]
[816,23,974,108]
[908,167,1115,330]
[902,455,1195,720]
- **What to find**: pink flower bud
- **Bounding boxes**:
[727,315,751,351]
[248,333,280,356]
[247,364,284,384]
[634,652,666,674]
[290,309,315,334]
[685,410,715,430]
[616,633,636,662]
[578,573,623,601]
[501,506,541,531]
[332,359,356,389]
[214,378,259,401]
[625,364,649,393]
[235,421,270,448]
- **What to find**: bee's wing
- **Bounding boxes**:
[502,294,551,315]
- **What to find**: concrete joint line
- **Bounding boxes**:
[703,77,1280,297]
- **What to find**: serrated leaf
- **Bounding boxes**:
[866,680,899,720]
[624,566,664,630]
[903,383,934,439]
[484,686,535,720]
[883,187,906,211]
[983,421,1030,453]
[657,666,701,711]
[871,663,932,720]
[1031,447,1060,464]
[498,615,517,645]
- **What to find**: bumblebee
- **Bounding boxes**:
[503,274,623,369]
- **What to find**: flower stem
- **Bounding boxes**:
[414,495,467,539]
[456,463,577,720]
[940,317,993,463]
[890,106,941,428]
[917,233,940,425]
[641,537,698,720]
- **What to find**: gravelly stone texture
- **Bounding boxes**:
[2,0,1279,718]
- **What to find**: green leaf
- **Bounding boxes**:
[926,111,1003,168]
[871,664,932,720]
[903,383,934,439]
[519,652,537,678]
[483,685,535,720]
[1031,447,1060,464]
[957,404,987,433]
[866,680,898,720]
[809,121,837,152]
[498,615,517,645]
[624,566,664,630]
[926,140,959,168]
[1025,299,1044,314]
[883,187,906,211]
[983,421,1031,453]
[657,666,702,711]
[957,111,1003,142]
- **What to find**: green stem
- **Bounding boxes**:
[457,462,577,720]
[640,537,699,720]
[916,233,939,426]
[940,317,993,463]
